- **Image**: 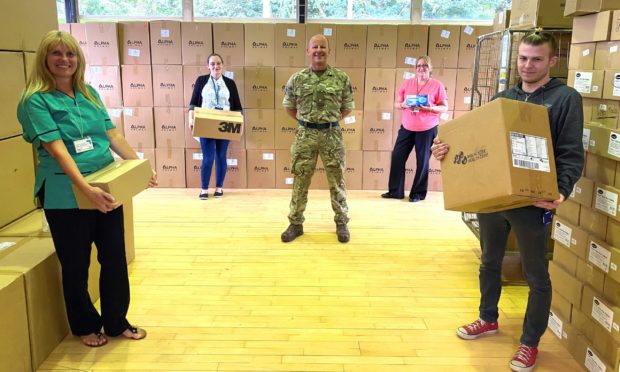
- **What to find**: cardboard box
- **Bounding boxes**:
[0,137,36,228]
[557,199,581,226]
[274,109,298,150]
[0,0,57,52]
[84,23,120,66]
[612,10,620,41]
[213,23,244,67]
[335,25,367,68]
[224,67,245,109]
[0,273,31,372]
[580,205,608,239]
[586,152,616,185]
[152,65,184,107]
[339,110,363,150]
[118,21,151,65]
[396,25,429,69]
[454,69,473,111]
[364,68,396,110]
[362,110,393,151]
[70,23,89,60]
[587,238,620,283]
[572,176,596,208]
[595,183,620,222]
[275,149,293,189]
[568,70,605,99]
[595,42,620,70]
[572,11,613,44]
[193,108,244,141]
[339,67,365,110]
[551,290,573,324]
[572,307,597,342]
[71,160,152,209]
[593,326,620,369]
[565,0,620,16]
[244,109,275,149]
[554,241,579,275]
[362,151,390,190]
[305,24,336,66]
[439,98,558,212]
[591,99,620,129]
[123,107,155,148]
[0,237,68,369]
[246,149,276,188]
[244,24,275,67]
[428,156,444,192]
[244,67,275,109]
[510,0,572,30]
[569,43,596,70]
[603,70,620,101]
[548,309,572,349]
[149,20,182,65]
[432,68,458,106]
[553,216,590,259]
[492,10,511,32]
[154,107,185,148]
[1,52,26,140]
[365,25,397,68]
[106,107,123,133]
[86,65,122,108]
[275,24,305,67]
[581,285,620,343]
[428,25,460,69]
[186,148,247,189]
[181,22,213,66]
[183,65,210,107]
[275,67,301,109]
[121,65,154,107]
[608,218,620,248]
[604,275,620,306]
[584,123,618,160]
[549,260,583,306]
[345,150,363,190]
[155,147,186,187]
[134,147,156,169]
[458,26,493,70]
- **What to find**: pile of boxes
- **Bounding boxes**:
[61,20,493,191]
[549,2,620,370]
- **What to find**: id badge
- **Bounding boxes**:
[214,106,224,110]
[542,210,552,225]
[74,137,94,153]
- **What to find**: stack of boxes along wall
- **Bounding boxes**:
[549,0,620,370]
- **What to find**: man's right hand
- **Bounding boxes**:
[431,137,450,160]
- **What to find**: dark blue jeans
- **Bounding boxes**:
[199,138,229,189]
[478,206,551,347]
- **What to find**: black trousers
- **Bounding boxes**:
[387,125,438,199]
[44,207,130,336]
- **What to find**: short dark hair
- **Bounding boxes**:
[520,30,558,56]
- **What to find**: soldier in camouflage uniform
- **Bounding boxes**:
[281,34,355,243]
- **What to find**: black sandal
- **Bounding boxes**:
[123,326,147,340]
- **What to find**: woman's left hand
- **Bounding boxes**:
[419,106,434,113]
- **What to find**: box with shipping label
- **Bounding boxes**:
[193,108,244,141]
[552,215,589,259]
[428,25,460,69]
[439,98,558,212]
[305,24,336,67]
[396,25,429,68]
[149,20,182,65]
[510,0,572,30]
[275,24,305,67]
[568,70,604,99]
[118,22,151,65]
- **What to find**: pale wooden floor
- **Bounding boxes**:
[39,189,582,371]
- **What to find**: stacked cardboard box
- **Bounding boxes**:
[549,5,620,370]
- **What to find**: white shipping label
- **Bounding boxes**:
[123,108,134,116]
[287,29,296,37]
[227,158,238,166]
[0,242,16,251]
[612,262,618,271]
[440,112,450,121]
[128,48,141,57]
[192,153,203,160]
[440,30,451,39]
[463,26,474,35]
[262,153,274,160]
[90,66,102,75]
[553,220,572,247]
[591,297,614,332]
[404,57,416,66]
[109,109,122,118]
[589,241,611,273]
[585,348,606,372]
[403,71,415,79]
[136,151,144,160]
[583,49,590,56]
[614,73,620,96]
[285,177,294,185]
[593,85,599,92]
[547,310,563,339]
[381,112,391,120]
[583,128,591,151]
[344,116,356,124]
[573,71,593,94]
[595,187,618,216]
[224,71,234,79]
[600,103,608,111]
[609,131,620,157]
[160,29,170,38]
[464,96,472,104]
[611,45,619,53]
[323,28,332,36]
[509,132,551,172]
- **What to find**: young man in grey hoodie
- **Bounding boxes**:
[431,30,584,372]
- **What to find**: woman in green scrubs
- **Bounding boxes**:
[17,30,157,347]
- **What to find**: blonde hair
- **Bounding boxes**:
[22,30,100,107]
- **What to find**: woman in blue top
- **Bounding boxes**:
[188,53,243,200]
[17,31,157,347]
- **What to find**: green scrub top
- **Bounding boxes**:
[16,85,115,209]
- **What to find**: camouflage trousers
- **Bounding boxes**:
[288,126,349,225]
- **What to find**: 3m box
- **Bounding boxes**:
[439,98,558,212]
[71,160,152,209]
[193,108,244,141]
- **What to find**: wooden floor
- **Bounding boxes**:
[38,189,583,371]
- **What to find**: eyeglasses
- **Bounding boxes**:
[416,64,429,69]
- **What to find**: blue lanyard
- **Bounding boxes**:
[211,77,220,107]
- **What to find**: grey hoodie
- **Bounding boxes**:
[493,78,584,199]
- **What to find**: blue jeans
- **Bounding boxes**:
[199,138,229,189]
[477,206,551,347]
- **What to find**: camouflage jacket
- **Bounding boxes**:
[282,65,355,123]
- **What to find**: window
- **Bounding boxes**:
[308,0,411,20]
[422,0,504,22]
[57,0,67,23]
[193,0,296,19]
[78,0,182,19]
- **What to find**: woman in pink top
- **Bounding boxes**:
[381,56,449,202]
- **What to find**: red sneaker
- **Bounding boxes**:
[510,344,538,372]
[456,319,499,340]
